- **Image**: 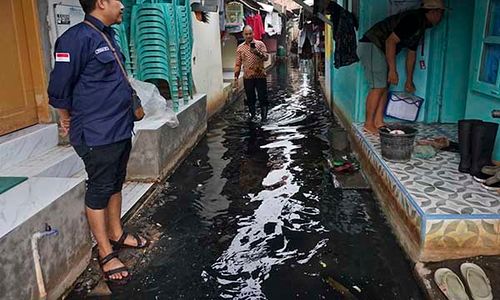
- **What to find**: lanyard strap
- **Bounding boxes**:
[83,20,130,87]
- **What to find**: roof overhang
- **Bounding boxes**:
[291,0,333,26]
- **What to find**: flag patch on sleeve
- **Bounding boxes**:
[55,53,70,62]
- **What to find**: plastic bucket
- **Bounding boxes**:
[378,125,418,162]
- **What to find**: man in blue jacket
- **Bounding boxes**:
[48,0,148,284]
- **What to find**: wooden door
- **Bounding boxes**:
[0,0,40,135]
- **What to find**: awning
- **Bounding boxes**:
[257,2,274,13]
[291,0,333,26]
[238,0,263,11]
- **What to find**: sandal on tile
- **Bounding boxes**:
[434,268,470,300]
[99,251,130,285]
[481,165,500,176]
[110,231,150,250]
[481,172,500,192]
[460,263,493,300]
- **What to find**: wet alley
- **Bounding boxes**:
[70,62,423,300]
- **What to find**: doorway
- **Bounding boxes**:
[0,0,47,136]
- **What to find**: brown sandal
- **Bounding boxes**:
[99,251,130,285]
[110,231,150,250]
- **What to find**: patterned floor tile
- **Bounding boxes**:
[353,123,500,217]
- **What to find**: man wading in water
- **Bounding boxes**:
[234,25,270,122]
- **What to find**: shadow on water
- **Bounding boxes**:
[110,60,423,300]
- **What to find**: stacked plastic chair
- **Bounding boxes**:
[112,22,133,75]
[131,2,180,110]
[122,0,136,37]
[175,0,194,103]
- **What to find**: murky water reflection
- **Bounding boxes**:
[113,61,423,299]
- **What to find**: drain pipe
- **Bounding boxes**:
[32,224,59,300]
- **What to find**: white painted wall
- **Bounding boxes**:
[221,34,238,70]
[191,13,224,106]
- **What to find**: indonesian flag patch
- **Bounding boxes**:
[55,52,70,62]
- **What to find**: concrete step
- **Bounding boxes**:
[121,181,154,217]
[0,145,84,178]
[0,124,58,171]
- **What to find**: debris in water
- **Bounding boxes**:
[325,277,357,299]
[319,261,327,268]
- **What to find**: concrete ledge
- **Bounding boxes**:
[127,94,208,181]
[0,178,90,300]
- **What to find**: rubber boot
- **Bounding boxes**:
[458,119,482,173]
[260,106,268,122]
[248,105,256,121]
[470,121,499,180]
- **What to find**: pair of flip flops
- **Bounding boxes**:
[99,232,150,285]
[434,263,493,300]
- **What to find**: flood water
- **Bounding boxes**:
[111,61,423,299]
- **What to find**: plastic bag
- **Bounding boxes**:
[129,77,179,128]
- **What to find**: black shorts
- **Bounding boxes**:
[73,139,132,210]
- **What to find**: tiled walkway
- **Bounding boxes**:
[352,122,500,260]
[354,123,499,216]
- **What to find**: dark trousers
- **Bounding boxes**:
[73,139,132,209]
[243,78,268,114]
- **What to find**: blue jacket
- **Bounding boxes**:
[48,15,133,146]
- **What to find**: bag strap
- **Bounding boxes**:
[83,20,130,87]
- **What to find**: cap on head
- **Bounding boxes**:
[422,0,446,10]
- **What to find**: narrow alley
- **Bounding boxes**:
[72,62,423,299]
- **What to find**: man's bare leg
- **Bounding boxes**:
[374,88,388,129]
[107,192,147,247]
[364,88,385,134]
[86,207,128,280]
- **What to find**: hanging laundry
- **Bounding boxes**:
[245,13,265,40]
[264,12,282,36]
[226,2,244,32]
[298,22,314,57]
[219,0,226,31]
[328,2,359,68]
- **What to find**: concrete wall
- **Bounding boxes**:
[128,95,208,181]
[0,180,90,300]
[191,13,226,116]
[222,34,239,70]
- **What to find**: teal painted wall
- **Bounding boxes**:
[439,0,474,123]
[329,0,473,124]
[465,0,500,161]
